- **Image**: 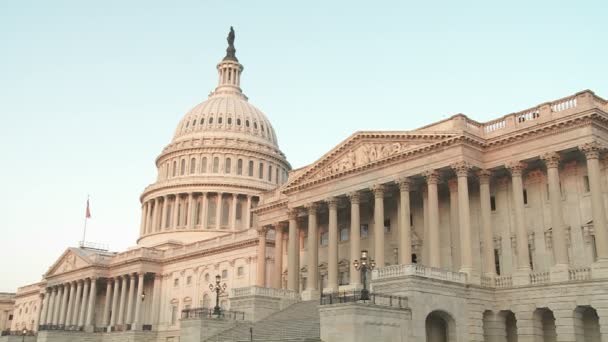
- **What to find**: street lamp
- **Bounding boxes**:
[21,328,27,342]
[209,275,227,316]
[141,291,146,302]
[353,250,375,301]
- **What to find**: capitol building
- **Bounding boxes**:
[2,30,608,342]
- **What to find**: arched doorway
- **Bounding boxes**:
[532,308,556,342]
[483,310,518,342]
[574,306,600,342]
[426,310,456,342]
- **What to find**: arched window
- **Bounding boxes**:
[172,161,177,177]
[192,119,196,126]
[228,117,232,125]
[245,120,250,127]
[200,118,204,125]
[268,165,272,181]
[248,160,254,177]
[165,162,169,179]
[259,162,264,179]
[237,118,241,125]
[237,159,243,175]
[209,117,214,124]
[275,168,279,184]
[190,158,196,174]
[225,158,232,174]
[218,117,223,124]
[180,159,186,175]
[213,157,219,173]
[201,157,208,173]
[185,121,189,128]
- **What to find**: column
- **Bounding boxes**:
[172,195,180,229]
[71,280,83,325]
[580,143,608,262]
[109,277,120,327]
[256,227,268,286]
[216,192,223,229]
[160,196,168,230]
[151,198,159,232]
[447,179,460,270]
[230,194,238,229]
[425,170,441,268]
[452,162,474,275]
[52,286,63,325]
[273,224,284,289]
[117,275,128,324]
[126,274,135,324]
[102,279,112,327]
[58,283,69,325]
[133,273,145,329]
[187,193,194,229]
[39,289,50,325]
[287,209,299,291]
[47,287,57,325]
[65,282,75,326]
[397,178,412,264]
[348,192,361,286]
[78,279,89,327]
[306,204,319,291]
[327,197,339,292]
[85,278,97,329]
[371,184,386,266]
[151,274,162,325]
[201,192,208,229]
[140,203,147,236]
[542,153,570,268]
[478,170,497,278]
[246,196,252,229]
[506,162,531,272]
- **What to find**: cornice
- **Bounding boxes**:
[140,179,275,201]
[253,199,288,215]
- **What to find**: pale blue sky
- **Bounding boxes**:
[0,1,606,291]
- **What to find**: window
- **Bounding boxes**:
[201,157,207,173]
[523,189,528,205]
[200,118,204,125]
[248,161,254,176]
[384,219,391,233]
[228,117,232,125]
[410,213,413,226]
[584,175,590,192]
[209,117,214,124]
[490,196,496,211]
[320,231,329,246]
[237,118,241,125]
[246,120,250,127]
[254,122,258,129]
[339,271,349,286]
[172,161,177,177]
[237,266,244,276]
[207,198,216,226]
[204,273,210,282]
[225,158,232,174]
[412,253,418,264]
[174,278,179,287]
[494,249,501,275]
[275,168,279,184]
[213,157,219,173]
[186,276,192,285]
[268,165,272,181]
[192,119,196,126]
[180,159,186,175]
[340,227,349,241]
[222,269,228,279]
[190,158,196,174]
[259,162,264,179]
[237,159,243,175]
[166,204,172,227]
[236,201,242,220]
[218,117,223,124]
[360,224,369,238]
[195,202,201,225]
[171,306,178,324]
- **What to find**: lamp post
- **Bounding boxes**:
[353,250,375,301]
[209,275,227,316]
[21,328,27,342]
[141,291,146,302]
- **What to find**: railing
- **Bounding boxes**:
[320,290,408,309]
[480,275,495,287]
[495,275,513,288]
[515,109,540,123]
[181,307,245,320]
[38,324,83,332]
[551,96,577,112]
[231,286,299,299]
[1,330,34,336]
[529,271,550,285]
[568,267,591,281]
[484,119,507,133]
[372,264,467,284]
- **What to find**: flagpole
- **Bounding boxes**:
[81,195,89,248]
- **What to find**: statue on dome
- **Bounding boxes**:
[224,26,238,61]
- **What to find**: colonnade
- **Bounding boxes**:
[104,273,148,330]
[140,193,255,236]
[39,277,97,329]
[257,143,608,292]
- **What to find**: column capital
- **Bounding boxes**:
[346,191,361,204]
[477,169,492,184]
[304,203,319,215]
[256,226,268,237]
[579,141,605,160]
[396,177,411,191]
[274,221,288,231]
[325,197,339,209]
[541,152,561,168]
[506,161,527,176]
[371,184,385,197]
[451,161,473,177]
[287,208,299,220]
[424,170,440,185]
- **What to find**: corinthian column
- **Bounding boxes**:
[85,278,97,330]
[478,170,497,278]
[78,279,89,327]
[133,273,145,330]
[305,204,319,293]
[425,170,441,268]
[109,277,120,328]
[187,193,195,229]
[140,203,147,236]
[40,289,50,325]
[102,280,112,327]
[172,195,180,229]
[47,287,56,325]
[58,284,68,326]
[201,192,208,229]
[371,185,385,267]
[541,152,569,269]
[327,197,339,292]
[126,274,135,324]
[71,280,83,326]
[287,209,299,291]
[256,227,268,286]
[397,178,412,264]
[451,162,474,276]
[348,192,361,286]
[230,194,238,229]
[52,285,63,325]
[216,193,223,229]
[273,223,284,289]
[150,198,159,232]
[507,161,531,284]
[65,282,75,326]
[117,275,128,324]
[161,196,168,230]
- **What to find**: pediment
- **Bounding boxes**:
[286,131,456,189]
[46,249,91,276]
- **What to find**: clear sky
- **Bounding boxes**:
[1,0,606,292]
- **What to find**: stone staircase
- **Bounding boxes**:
[204,301,321,341]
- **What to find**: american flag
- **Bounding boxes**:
[85,198,91,219]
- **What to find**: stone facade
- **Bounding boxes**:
[4,30,608,341]
[0,293,15,333]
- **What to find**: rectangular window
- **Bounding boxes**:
[237,266,244,276]
[384,219,391,233]
[259,162,264,179]
[584,175,590,192]
[222,269,228,279]
[174,278,179,287]
[171,306,177,325]
[490,196,496,211]
[339,271,349,286]
[268,165,272,181]
[237,159,243,175]
[248,161,254,177]
[523,189,528,205]
[320,231,329,246]
[494,249,501,275]
[186,276,192,285]
[410,213,413,226]
[360,224,369,238]
[340,227,349,241]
